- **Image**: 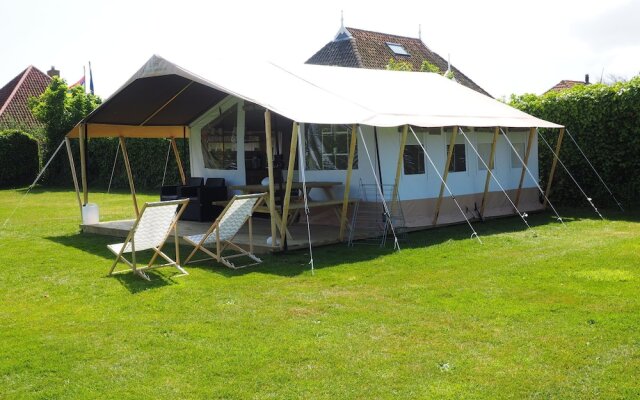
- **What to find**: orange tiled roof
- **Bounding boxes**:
[545,80,587,94]
[0,66,51,130]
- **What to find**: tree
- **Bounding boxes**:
[386,58,413,71]
[420,60,441,73]
[29,77,101,183]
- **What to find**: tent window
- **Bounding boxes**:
[305,124,358,170]
[447,144,466,172]
[201,105,238,170]
[386,42,410,56]
[477,143,493,171]
[511,142,526,168]
[404,145,425,175]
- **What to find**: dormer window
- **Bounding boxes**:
[386,42,409,56]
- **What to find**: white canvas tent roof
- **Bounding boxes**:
[67,54,561,138]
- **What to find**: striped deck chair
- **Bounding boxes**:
[108,199,189,281]
[183,193,266,269]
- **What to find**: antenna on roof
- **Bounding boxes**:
[334,10,352,41]
[446,54,457,82]
[418,24,422,40]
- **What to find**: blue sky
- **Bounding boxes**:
[1,0,638,100]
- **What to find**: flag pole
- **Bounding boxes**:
[88,61,94,95]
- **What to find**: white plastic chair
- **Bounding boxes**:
[108,199,189,281]
[183,193,265,269]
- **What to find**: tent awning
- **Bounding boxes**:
[66,54,562,138]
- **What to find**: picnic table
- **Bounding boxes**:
[228,181,355,239]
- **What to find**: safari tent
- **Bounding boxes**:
[65,55,563,250]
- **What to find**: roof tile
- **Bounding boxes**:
[306,27,492,97]
[0,66,51,130]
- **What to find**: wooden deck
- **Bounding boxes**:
[81,218,345,254]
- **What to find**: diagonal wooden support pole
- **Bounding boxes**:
[339,124,358,241]
[119,136,139,217]
[543,128,564,208]
[65,137,83,216]
[170,137,186,185]
[480,127,499,218]
[515,127,536,208]
[280,122,299,248]
[433,126,458,225]
[391,125,408,216]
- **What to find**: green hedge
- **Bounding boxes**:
[510,76,640,208]
[79,138,190,190]
[0,130,39,188]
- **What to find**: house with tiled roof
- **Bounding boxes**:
[0,66,52,131]
[544,75,590,94]
[306,25,492,97]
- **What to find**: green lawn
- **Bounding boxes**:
[0,188,638,399]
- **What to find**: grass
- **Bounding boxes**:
[0,187,639,399]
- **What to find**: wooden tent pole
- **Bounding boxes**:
[79,123,88,205]
[339,124,358,241]
[119,136,139,217]
[280,122,299,248]
[480,127,500,217]
[391,125,409,214]
[433,126,458,225]
[65,137,83,216]
[170,137,186,185]
[543,128,565,208]
[515,127,536,208]
[264,110,278,248]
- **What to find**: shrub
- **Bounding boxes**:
[0,130,39,188]
[420,61,441,74]
[510,76,640,207]
[79,137,190,190]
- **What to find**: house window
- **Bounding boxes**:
[447,143,466,172]
[201,104,237,170]
[403,145,425,175]
[305,124,358,170]
[511,142,526,168]
[477,143,493,171]
[386,42,410,56]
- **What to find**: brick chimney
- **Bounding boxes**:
[47,66,60,78]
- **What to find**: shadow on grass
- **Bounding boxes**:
[45,207,639,280]
[108,269,183,294]
[47,232,185,293]
[186,209,570,278]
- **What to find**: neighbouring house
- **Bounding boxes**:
[65,55,563,252]
[0,66,55,131]
[545,74,590,94]
[306,25,492,97]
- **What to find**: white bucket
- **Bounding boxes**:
[266,236,280,246]
[82,203,100,225]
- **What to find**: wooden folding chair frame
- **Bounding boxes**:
[184,193,266,269]
[108,199,189,281]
